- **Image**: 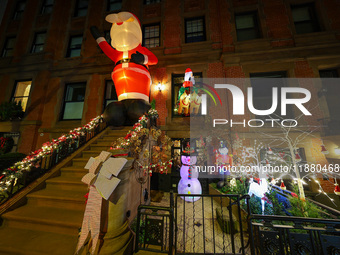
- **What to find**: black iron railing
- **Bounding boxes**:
[174,193,250,255]
[249,214,340,255]
[135,192,174,254]
[0,119,106,205]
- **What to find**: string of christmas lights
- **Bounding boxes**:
[0,115,103,193]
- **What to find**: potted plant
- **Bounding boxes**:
[0,101,24,121]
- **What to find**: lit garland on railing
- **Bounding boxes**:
[0,115,103,193]
[110,113,149,151]
[111,109,173,176]
[136,159,173,176]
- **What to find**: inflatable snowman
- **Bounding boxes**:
[90,12,158,126]
[178,141,202,202]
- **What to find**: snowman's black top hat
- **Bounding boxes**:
[181,139,197,156]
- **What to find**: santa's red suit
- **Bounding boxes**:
[96,40,157,101]
[94,12,158,102]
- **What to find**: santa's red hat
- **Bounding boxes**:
[280,181,286,190]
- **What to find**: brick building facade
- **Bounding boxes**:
[0,0,340,194]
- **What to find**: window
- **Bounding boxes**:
[2,37,15,57]
[41,0,54,14]
[74,0,88,17]
[66,35,83,58]
[319,69,339,78]
[172,72,202,117]
[250,72,294,119]
[185,17,206,43]
[31,32,46,53]
[144,0,160,5]
[291,3,320,34]
[235,12,261,41]
[104,80,118,109]
[13,0,26,20]
[12,80,32,112]
[319,69,340,123]
[62,83,86,120]
[107,0,122,12]
[143,24,160,48]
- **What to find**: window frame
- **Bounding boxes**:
[31,32,47,54]
[2,36,16,57]
[66,35,83,58]
[11,80,32,112]
[103,80,118,111]
[61,82,87,121]
[291,3,321,35]
[106,0,122,12]
[74,0,88,17]
[235,11,261,41]
[40,0,54,14]
[184,16,206,44]
[13,0,26,20]
[319,69,339,78]
[144,0,161,5]
[142,23,161,48]
[249,71,294,120]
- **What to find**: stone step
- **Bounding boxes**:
[27,188,86,211]
[2,205,83,236]
[106,128,131,136]
[102,134,126,140]
[95,140,115,146]
[0,227,78,255]
[89,144,111,151]
[45,176,87,192]
[82,150,106,158]
[72,157,91,167]
[60,166,87,178]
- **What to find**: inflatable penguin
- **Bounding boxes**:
[90,12,158,126]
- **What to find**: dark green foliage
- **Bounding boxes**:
[0,137,14,155]
[150,99,156,109]
[265,191,286,216]
[0,152,26,170]
[220,177,248,196]
[0,101,24,121]
[288,185,328,218]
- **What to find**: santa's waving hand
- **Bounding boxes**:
[90,12,158,126]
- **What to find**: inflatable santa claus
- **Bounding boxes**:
[90,12,158,126]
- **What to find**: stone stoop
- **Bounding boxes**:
[0,127,132,255]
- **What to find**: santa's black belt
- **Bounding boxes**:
[115,59,148,70]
